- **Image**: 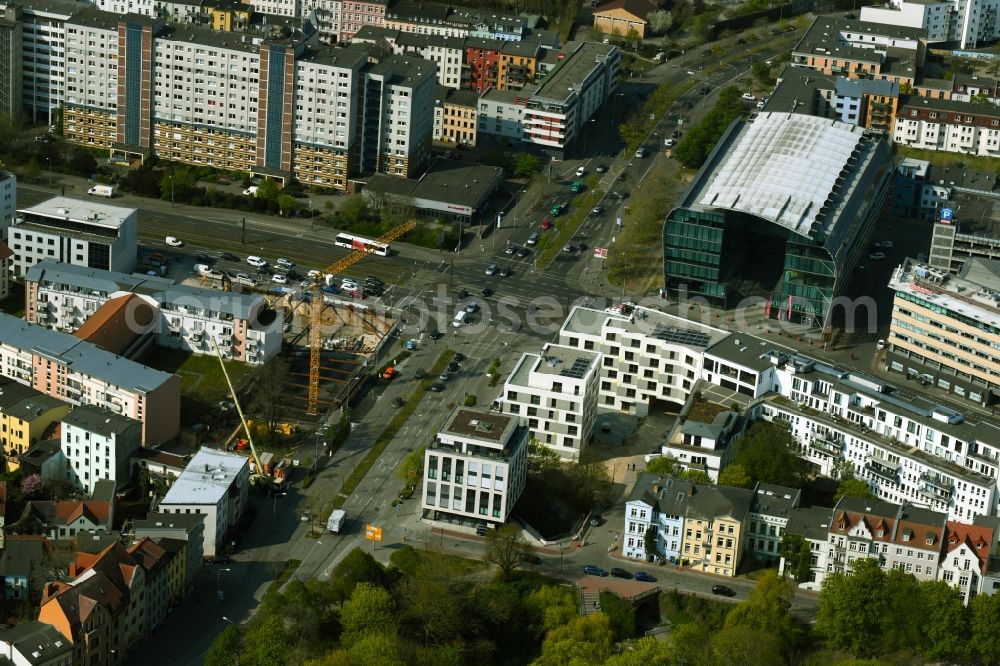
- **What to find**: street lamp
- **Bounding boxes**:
[216,567,231,602]
[315,425,327,470]
[222,616,235,625]
[308,200,315,231]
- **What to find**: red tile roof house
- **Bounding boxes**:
[18,479,115,541]
[940,520,994,603]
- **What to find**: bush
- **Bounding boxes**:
[464,394,477,406]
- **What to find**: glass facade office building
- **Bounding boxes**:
[664,112,892,327]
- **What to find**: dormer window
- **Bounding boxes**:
[876,529,884,538]
[903,533,910,542]
[838,522,845,529]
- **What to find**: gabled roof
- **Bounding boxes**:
[0,620,72,665]
[944,520,993,576]
[25,496,112,530]
[127,538,169,577]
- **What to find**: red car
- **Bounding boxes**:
[540,218,553,230]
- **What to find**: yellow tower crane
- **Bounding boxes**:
[307,220,415,415]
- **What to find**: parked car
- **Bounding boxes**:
[365,275,385,286]
[591,206,604,215]
[634,571,656,582]
[276,258,294,268]
[540,218,553,230]
[550,203,566,216]
[741,93,756,101]
[246,255,267,267]
[447,361,460,372]
[430,382,445,392]
[576,166,586,177]
[868,251,886,261]
[874,240,894,249]
[485,263,497,276]
[515,247,530,259]
[211,555,232,565]
[429,330,443,340]
[526,232,540,246]
[571,180,584,193]
[271,274,287,285]
[439,371,451,381]
[481,287,493,297]
[165,236,183,247]
[505,245,518,255]
[583,565,609,577]
[611,567,631,579]
[457,288,469,299]
[590,515,603,527]
[392,396,405,407]
[453,352,465,362]
[414,368,425,379]
[595,164,608,173]
[195,254,214,264]
[220,252,240,262]
[634,147,647,158]
[499,266,511,277]
[712,585,736,597]
[243,186,259,196]
[563,244,576,253]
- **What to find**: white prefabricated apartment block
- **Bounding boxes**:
[422,407,529,527]
[499,343,600,461]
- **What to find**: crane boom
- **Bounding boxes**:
[307,220,415,415]
[210,337,263,479]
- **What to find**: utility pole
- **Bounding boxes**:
[241,217,246,244]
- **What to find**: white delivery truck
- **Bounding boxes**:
[327,509,347,533]
[87,184,114,198]
[452,310,468,327]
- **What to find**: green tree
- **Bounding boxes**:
[624,26,641,50]
[204,624,242,666]
[240,612,288,666]
[160,167,198,202]
[899,82,915,95]
[533,613,614,665]
[330,548,386,604]
[397,445,427,487]
[712,624,784,666]
[277,193,298,217]
[255,178,280,202]
[525,585,579,633]
[670,622,712,666]
[718,463,752,488]
[348,632,406,666]
[919,580,969,661]
[339,194,371,226]
[971,592,1000,664]
[618,118,645,150]
[724,570,799,654]
[834,478,875,502]
[599,591,636,640]
[778,533,812,582]
[751,61,773,85]
[514,153,541,177]
[248,356,290,435]
[643,526,658,558]
[66,149,97,177]
[340,583,396,646]
[601,636,671,665]
[646,9,673,35]
[527,439,561,475]
[21,160,40,182]
[645,455,679,477]
[485,522,532,580]
[731,420,806,486]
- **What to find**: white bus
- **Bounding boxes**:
[334,233,390,256]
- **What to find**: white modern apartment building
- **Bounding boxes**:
[422,407,529,528]
[558,304,728,415]
[861,0,999,48]
[499,344,600,461]
[661,394,743,481]
[25,261,282,364]
[390,32,465,89]
[521,40,618,155]
[0,312,180,446]
[478,86,530,144]
[0,0,78,124]
[893,96,1000,157]
[62,404,142,494]
[8,197,137,279]
[158,447,249,557]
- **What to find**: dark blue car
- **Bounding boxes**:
[583,565,609,577]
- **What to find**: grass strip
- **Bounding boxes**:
[331,349,455,509]
[267,558,302,595]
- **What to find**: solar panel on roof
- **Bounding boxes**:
[560,357,592,379]
[650,324,711,348]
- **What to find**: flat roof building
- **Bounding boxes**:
[363,159,503,222]
[157,447,249,557]
[664,112,893,327]
[422,407,529,528]
[9,196,138,278]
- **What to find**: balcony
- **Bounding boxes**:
[920,473,954,499]
[865,459,900,483]
[810,437,844,457]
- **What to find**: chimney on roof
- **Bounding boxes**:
[652,482,661,495]
[687,485,696,496]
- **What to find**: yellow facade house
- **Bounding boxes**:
[0,380,69,471]
[679,483,753,577]
[592,0,660,40]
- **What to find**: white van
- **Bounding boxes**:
[452,310,468,327]
[87,184,114,198]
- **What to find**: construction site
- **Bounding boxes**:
[281,291,396,416]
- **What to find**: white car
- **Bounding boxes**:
[194,263,212,276]
[271,274,287,285]
[576,166,586,177]
[485,264,497,276]
[742,93,756,102]
[874,240,894,249]
[243,186,258,196]
[664,138,674,148]
[868,251,886,261]
[165,236,183,247]
[341,281,359,292]
[246,255,267,267]
[756,101,765,109]
[307,269,323,280]
[276,258,294,268]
